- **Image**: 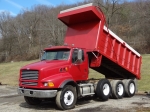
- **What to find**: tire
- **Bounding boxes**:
[111,80,124,99]
[96,79,111,101]
[24,96,42,105]
[56,85,77,110]
[123,79,136,97]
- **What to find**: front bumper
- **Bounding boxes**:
[18,88,57,98]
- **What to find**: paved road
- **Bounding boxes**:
[0,85,150,112]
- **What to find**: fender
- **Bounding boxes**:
[59,79,75,88]
[59,79,80,97]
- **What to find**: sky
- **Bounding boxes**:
[0,0,83,16]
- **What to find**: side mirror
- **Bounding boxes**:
[77,49,82,60]
[41,50,46,60]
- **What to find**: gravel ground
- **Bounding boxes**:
[0,95,150,112]
[75,95,150,112]
[0,85,150,112]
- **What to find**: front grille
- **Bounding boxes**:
[21,70,39,86]
[21,70,39,80]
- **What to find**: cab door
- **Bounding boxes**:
[69,49,89,81]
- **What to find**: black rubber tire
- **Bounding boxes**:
[96,79,111,101]
[111,80,125,99]
[24,96,42,105]
[56,85,77,110]
[123,79,136,97]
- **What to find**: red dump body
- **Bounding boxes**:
[58,3,142,79]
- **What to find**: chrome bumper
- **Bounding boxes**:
[18,88,57,98]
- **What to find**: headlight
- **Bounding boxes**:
[44,82,48,87]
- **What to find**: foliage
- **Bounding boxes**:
[0,0,150,62]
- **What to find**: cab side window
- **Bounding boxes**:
[72,49,84,63]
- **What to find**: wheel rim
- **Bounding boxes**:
[117,84,124,96]
[129,83,135,94]
[103,84,110,96]
[64,91,74,106]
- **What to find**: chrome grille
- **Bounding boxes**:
[21,70,39,86]
[21,70,39,80]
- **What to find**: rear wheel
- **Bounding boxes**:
[56,85,77,110]
[123,79,136,97]
[96,79,111,101]
[24,96,42,105]
[111,80,124,99]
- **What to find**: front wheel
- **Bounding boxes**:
[56,85,77,110]
[24,96,42,105]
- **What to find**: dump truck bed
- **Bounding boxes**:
[58,3,142,79]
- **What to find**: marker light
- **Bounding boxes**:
[60,67,68,72]
[65,67,68,71]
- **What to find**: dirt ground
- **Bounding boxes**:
[74,94,150,112]
[0,85,150,112]
[0,94,150,112]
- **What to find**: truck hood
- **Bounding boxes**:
[21,60,69,71]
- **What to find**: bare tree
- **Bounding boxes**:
[93,0,126,27]
[0,0,150,62]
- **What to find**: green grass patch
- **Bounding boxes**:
[138,54,150,91]
[0,54,150,91]
[0,60,38,86]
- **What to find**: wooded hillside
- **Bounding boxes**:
[0,0,149,62]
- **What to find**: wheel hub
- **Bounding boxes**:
[117,84,123,96]
[129,83,135,94]
[68,95,71,100]
[64,91,74,106]
[103,84,110,96]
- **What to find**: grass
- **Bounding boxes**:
[138,54,150,91]
[0,54,150,91]
[0,60,38,86]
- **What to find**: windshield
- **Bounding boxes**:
[41,49,70,61]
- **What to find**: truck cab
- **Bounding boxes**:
[19,46,90,85]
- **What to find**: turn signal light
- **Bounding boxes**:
[48,82,54,87]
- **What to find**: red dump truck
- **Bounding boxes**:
[18,3,142,110]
